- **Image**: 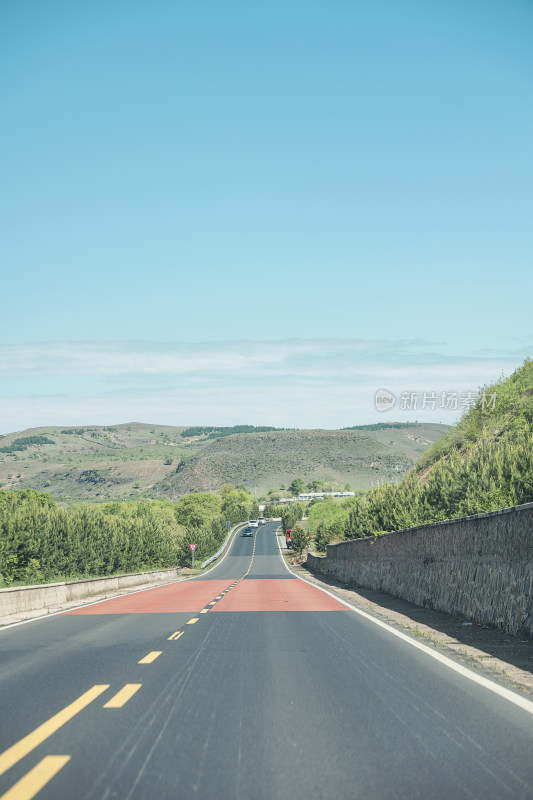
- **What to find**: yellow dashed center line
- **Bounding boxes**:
[168,631,184,640]
[198,524,260,614]
[0,685,109,779]
[167,527,260,638]
[104,684,142,708]
[0,755,71,800]
[138,651,162,664]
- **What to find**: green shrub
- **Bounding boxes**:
[343,359,533,539]
[0,436,55,454]
[290,524,308,554]
[0,485,258,584]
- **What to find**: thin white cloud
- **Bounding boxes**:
[0,338,521,378]
[0,339,527,433]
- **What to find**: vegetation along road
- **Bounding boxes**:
[0,522,532,799]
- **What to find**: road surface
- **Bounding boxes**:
[0,522,532,799]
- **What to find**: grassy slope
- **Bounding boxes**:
[0,423,194,502]
[0,421,449,502]
[341,358,533,539]
[415,358,533,477]
[151,424,448,499]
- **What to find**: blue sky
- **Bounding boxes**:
[1,0,532,432]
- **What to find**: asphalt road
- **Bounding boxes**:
[0,522,532,799]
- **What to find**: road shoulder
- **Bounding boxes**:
[281,543,533,698]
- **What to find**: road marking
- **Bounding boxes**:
[0,521,258,631]
[103,684,142,708]
[275,530,533,717]
[199,524,261,613]
[186,618,199,624]
[138,651,162,664]
[168,631,184,640]
[0,685,109,778]
[0,755,71,800]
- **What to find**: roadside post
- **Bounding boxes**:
[189,543,197,568]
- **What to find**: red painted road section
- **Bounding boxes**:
[64,577,346,614]
[212,579,346,612]
[65,580,233,614]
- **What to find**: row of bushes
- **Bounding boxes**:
[262,499,353,554]
[298,361,533,552]
[291,423,533,554]
[344,425,533,539]
[0,485,259,586]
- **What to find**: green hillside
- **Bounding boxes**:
[342,358,533,541]
[0,423,191,502]
[415,358,533,475]
[0,422,448,503]
[150,425,448,499]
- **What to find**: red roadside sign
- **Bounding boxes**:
[189,543,197,551]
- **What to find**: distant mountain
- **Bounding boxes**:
[0,421,449,503]
[139,424,449,498]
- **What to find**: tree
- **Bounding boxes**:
[290,524,308,554]
[174,493,222,529]
[289,478,304,496]
[281,503,304,533]
[221,489,253,525]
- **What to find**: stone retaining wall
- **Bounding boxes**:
[306,503,533,638]
[0,567,182,619]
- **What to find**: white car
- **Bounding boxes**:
[258,517,266,524]
[248,520,259,528]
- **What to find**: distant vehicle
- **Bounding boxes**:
[248,520,259,528]
[258,517,266,524]
[242,526,254,537]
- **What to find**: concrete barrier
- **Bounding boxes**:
[307,502,533,639]
[0,567,181,619]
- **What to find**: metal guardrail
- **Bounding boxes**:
[200,521,247,569]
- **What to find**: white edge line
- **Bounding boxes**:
[275,527,533,717]
[0,522,251,632]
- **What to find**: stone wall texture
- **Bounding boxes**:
[306,502,533,638]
